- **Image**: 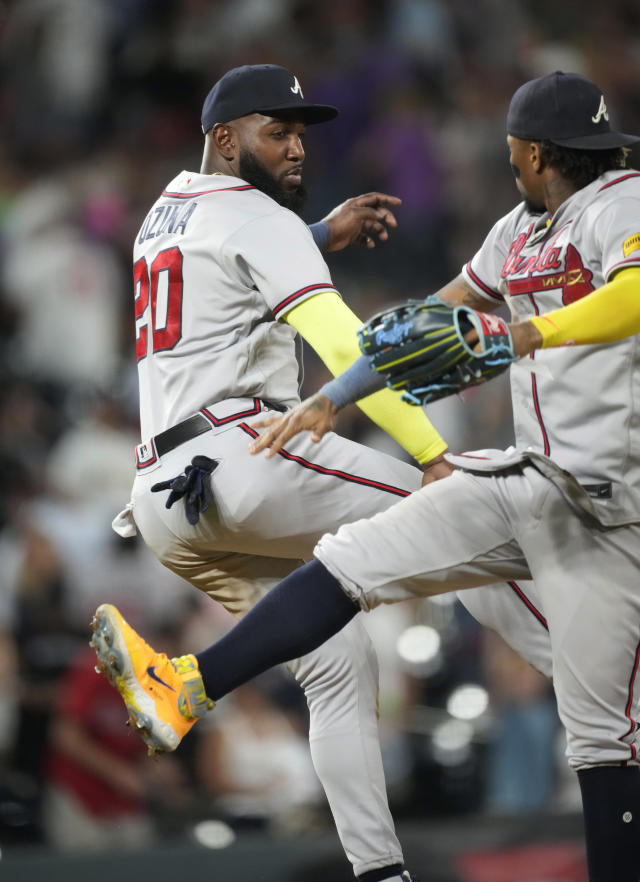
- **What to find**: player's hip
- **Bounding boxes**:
[130,401,421,560]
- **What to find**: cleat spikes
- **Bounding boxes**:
[89,603,213,756]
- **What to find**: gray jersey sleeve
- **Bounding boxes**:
[594,196,640,281]
[223,208,338,320]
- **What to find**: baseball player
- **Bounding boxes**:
[95,63,453,882]
[93,71,640,882]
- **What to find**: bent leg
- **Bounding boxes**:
[314,469,530,608]
[149,545,406,877]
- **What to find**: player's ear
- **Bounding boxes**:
[213,124,236,159]
[530,141,543,172]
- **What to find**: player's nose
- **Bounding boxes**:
[286,135,305,160]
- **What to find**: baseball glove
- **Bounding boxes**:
[357,297,517,405]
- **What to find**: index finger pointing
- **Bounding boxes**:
[357,192,402,208]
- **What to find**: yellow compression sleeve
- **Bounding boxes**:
[284,292,447,464]
[530,267,640,347]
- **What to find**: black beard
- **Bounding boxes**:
[238,150,307,215]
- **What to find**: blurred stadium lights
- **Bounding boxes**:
[431,718,475,767]
[406,684,492,772]
[396,624,442,677]
[191,819,236,849]
[446,683,489,721]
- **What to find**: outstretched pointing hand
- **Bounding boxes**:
[322,193,401,252]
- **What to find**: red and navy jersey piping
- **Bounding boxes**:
[161,185,256,199]
[201,399,262,426]
[465,262,503,301]
[598,171,640,192]
[239,424,411,498]
[272,283,338,318]
[620,637,640,762]
[607,255,640,277]
[508,581,548,630]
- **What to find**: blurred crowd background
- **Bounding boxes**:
[0,0,639,862]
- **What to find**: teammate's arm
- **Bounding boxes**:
[280,291,447,465]
[429,274,498,311]
[522,266,640,351]
[250,272,497,465]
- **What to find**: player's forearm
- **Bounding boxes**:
[320,355,384,406]
[319,358,448,461]
[432,274,497,311]
[285,293,446,463]
[519,267,640,352]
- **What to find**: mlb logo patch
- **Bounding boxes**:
[136,439,158,469]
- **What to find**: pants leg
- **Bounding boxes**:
[458,580,553,678]
[522,505,640,769]
[130,425,425,877]
[288,618,404,875]
[315,465,640,767]
[141,548,403,876]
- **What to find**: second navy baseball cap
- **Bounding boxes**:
[507,71,640,149]
[201,64,338,133]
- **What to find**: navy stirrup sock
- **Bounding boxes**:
[577,765,640,882]
[196,559,359,700]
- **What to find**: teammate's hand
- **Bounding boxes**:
[248,393,339,458]
[421,452,456,486]
[321,193,401,252]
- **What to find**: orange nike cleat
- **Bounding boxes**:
[90,603,214,755]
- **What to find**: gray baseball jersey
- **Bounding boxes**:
[462,169,640,525]
[314,169,640,771]
[134,170,337,439]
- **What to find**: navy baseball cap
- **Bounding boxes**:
[507,71,640,149]
[201,64,338,133]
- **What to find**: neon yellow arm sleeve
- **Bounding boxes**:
[284,292,447,463]
[530,267,640,347]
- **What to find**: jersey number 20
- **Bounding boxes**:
[134,247,183,361]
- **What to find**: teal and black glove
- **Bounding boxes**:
[358,297,517,405]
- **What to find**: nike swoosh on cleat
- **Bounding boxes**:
[146,665,175,691]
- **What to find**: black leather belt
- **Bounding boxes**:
[154,413,211,457]
[152,400,287,458]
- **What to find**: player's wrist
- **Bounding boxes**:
[308,221,331,252]
[509,320,543,356]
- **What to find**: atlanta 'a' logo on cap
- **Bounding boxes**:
[591,95,609,124]
[290,76,303,98]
